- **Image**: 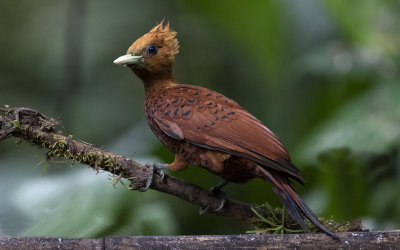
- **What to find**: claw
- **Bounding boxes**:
[199,205,210,215]
[214,196,225,212]
[199,180,229,214]
[156,164,165,181]
[198,191,226,214]
[138,162,167,192]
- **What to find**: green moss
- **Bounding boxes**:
[247,203,304,234]
[12,120,20,128]
[247,202,364,234]
[46,137,108,172]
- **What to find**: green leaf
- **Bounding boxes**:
[295,83,400,162]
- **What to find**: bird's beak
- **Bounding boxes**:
[113,54,143,66]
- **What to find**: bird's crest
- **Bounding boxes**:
[128,21,179,57]
[149,21,179,56]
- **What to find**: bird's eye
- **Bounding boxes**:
[145,44,158,56]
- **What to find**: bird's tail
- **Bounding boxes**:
[257,166,338,239]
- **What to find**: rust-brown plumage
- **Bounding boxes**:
[114,22,336,237]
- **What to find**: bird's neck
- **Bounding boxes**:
[131,67,173,83]
[130,67,175,91]
[142,77,176,96]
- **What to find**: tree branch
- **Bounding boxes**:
[0,106,275,224]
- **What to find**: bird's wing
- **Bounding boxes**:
[151,84,302,181]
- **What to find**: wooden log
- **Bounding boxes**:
[1,231,399,250]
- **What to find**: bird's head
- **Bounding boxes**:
[114,21,179,82]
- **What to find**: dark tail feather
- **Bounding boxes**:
[272,185,311,232]
[259,167,339,239]
[273,184,338,239]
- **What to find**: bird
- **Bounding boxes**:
[114,21,337,238]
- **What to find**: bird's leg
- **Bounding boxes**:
[199,179,230,214]
[210,179,229,194]
[138,162,167,192]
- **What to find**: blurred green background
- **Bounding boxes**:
[1,0,399,237]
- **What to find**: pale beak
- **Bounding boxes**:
[113,54,143,66]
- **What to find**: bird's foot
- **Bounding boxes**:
[199,180,229,214]
[137,162,167,192]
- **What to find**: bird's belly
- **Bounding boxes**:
[217,156,259,183]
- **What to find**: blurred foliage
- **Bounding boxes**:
[0,0,399,237]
